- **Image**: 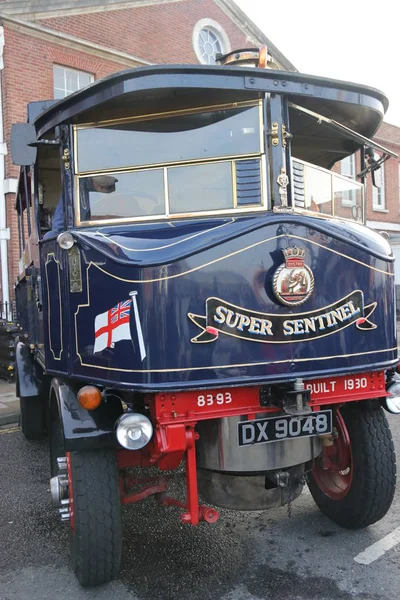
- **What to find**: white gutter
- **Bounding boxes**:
[0,27,10,313]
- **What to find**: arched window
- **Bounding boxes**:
[192,19,231,65]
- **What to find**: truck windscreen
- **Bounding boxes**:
[74,101,267,224]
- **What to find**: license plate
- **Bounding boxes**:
[238,410,332,447]
[306,372,386,403]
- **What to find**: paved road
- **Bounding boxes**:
[1,414,400,600]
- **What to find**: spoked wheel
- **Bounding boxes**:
[307,401,396,529]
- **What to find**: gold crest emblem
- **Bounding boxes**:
[273,247,314,306]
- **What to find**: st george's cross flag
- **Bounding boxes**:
[93,293,146,360]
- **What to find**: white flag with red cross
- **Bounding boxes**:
[93,293,146,360]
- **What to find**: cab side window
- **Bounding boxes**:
[37,145,62,239]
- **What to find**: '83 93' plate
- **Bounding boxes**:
[238,410,332,447]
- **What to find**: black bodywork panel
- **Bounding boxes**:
[51,379,123,451]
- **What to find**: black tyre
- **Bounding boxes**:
[49,402,65,477]
[19,395,44,440]
[69,449,122,586]
[307,401,396,529]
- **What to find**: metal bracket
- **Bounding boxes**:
[270,122,279,146]
[28,139,61,147]
[266,470,289,488]
[62,147,70,170]
[282,124,292,148]
[282,389,312,415]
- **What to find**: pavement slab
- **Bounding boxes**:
[0,380,19,426]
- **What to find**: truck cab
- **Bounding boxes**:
[11,47,399,587]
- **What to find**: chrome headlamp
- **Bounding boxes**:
[116,413,153,450]
[383,380,400,414]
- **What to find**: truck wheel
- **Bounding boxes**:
[68,450,122,586]
[49,403,65,477]
[307,401,396,529]
[19,395,44,440]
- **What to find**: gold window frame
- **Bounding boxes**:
[292,157,365,224]
[73,100,267,227]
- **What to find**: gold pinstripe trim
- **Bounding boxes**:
[80,233,394,285]
[74,232,394,372]
[45,253,63,361]
[94,219,234,252]
[75,346,398,374]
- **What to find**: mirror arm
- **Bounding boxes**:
[356,149,390,179]
[28,138,61,147]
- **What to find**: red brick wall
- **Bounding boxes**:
[2,26,129,291]
[38,0,253,64]
[3,0,400,300]
[331,149,400,226]
[1,0,254,298]
[365,146,400,225]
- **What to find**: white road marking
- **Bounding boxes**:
[354,527,400,564]
[0,402,7,408]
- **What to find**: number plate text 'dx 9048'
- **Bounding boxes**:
[238,410,332,446]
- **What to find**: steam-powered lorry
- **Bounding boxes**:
[11,47,400,586]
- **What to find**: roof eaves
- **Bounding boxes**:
[0,0,183,20]
[1,15,152,67]
[214,0,297,71]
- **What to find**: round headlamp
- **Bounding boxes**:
[384,381,400,414]
[116,413,153,450]
[57,231,75,250]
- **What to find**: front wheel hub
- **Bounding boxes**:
[49,456,70,521]
[50,474,69,506]
[312,409,353,500]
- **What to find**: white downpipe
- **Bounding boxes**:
[0,26,10,313]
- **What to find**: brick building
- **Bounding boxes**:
[0,0,399,305]
[0,0,294,305]
[366,123,400,240]
[366,123,400,306]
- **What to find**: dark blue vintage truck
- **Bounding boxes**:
[11,47,400,586]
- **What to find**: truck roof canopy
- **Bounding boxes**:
[23,65,391,170]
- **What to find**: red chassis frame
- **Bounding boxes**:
[117,371,387,525]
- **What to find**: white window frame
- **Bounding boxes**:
[53,65,94,99]
[192,19,231,65]
[372,161,386,210]
[398,163,400,208]
[340,154,356,206]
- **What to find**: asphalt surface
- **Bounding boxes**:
[1,415,400,600]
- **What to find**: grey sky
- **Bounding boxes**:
[236,0,400,126]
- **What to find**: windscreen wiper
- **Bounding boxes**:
[289,102,397,176]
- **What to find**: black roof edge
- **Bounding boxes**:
[33,64,389,135]
[27,100,58,123]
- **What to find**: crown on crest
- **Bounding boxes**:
[283,247,305,260]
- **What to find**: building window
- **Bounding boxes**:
[340,154,356,206]
[372,161,385,210]
[192,19,230,65]
[53,65,94,99]
[398,163,400,207]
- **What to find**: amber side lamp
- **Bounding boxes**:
[77,385,102,410]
